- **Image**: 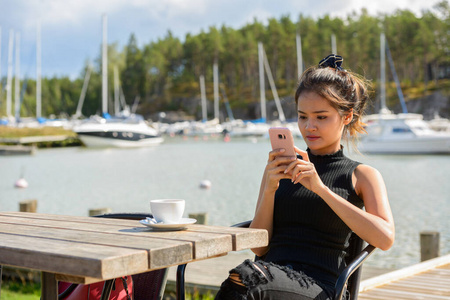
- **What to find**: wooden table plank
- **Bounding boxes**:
[0,223,193,270]
[186,225,268,251]
[0,233,148,280]
[0,212,269,290]
[0,214,233,260]
[0,213,267,261]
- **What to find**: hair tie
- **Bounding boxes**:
[319,54,344,71]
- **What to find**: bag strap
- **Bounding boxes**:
[121,276,131,300]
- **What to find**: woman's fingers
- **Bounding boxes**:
[294,147,309,162]
[268,148,285,162]
[284,158,308,174]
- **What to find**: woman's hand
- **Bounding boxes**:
[264,148,297,193]
[284,147,326,194]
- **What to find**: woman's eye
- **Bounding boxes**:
[317,116,327,120]
[298,115,306,120]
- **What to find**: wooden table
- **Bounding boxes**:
[0,212,268,299]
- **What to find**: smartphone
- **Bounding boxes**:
[268,127,296,157]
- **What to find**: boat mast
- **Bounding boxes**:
[114,65,120,115]
[261,44,285,122]
[380,33,387,112]
[199,75,207,122]
[6,29,14,119]
[258,42,266,122]
[36,19,42,119]
[0,27,2,108]
[213,61,219,121]
[331,33,337,54]
[296,33,303,78]
[14,32,20,121]
[386,39,408,114]
[102,14,108,116]
[75,65,91,118]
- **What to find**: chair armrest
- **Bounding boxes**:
[333,244,376,300]
[231,220,252,228]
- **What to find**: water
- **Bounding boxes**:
[1,136,449,269]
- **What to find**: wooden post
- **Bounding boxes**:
[188,212,208,225]
[19,199,37,212]
[420,231,440,262]
[41,272,58,300]
[89,208,111,217]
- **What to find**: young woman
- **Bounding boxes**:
[215,54,395,300]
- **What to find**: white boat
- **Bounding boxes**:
[73,115,163,148]
[358,33,450,155]
[222,119,270,137]
[72,15,163,148]
[359,111,450,154]
[427,113,450,132]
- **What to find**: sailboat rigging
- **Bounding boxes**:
[358,33,450,154]
[73,14,163,148]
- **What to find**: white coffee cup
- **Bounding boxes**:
[150,199,185,224]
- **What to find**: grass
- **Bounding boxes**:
[0,281,40,300]
[0,126,81,147]
[0,280,216,300]
[0,126,77,138]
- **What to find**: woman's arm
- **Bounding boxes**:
[316,165,394,250]
[249,149,296,257]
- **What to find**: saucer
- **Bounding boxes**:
[139,218,197,231]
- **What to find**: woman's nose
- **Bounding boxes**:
[305,120,316,130]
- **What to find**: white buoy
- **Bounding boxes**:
[199,179,212,189]
[15,178,28,188]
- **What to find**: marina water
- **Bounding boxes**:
[1,136,448,270]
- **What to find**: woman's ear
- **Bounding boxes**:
[344,109,353,125]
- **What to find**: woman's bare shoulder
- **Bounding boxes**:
[353,164,385,194]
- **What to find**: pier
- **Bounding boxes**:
[359,254,450,299]
[165,252,450,298]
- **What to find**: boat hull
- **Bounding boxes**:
[73,119,163,148]
[359,136,450,154]
[77,133,163,148]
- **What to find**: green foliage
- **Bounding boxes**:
[0,281,41,300]
[1,4,448,120]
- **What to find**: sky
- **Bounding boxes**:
[0,0,439,80]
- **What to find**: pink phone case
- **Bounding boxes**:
[268,127,296,157]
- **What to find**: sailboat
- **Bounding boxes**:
[223,42,289,137]
[358,33,450,154]
[73,15,163,148]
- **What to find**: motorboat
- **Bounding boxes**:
[72,15,163,148]
[358,111,450,154]
[73,115,163,148]
[358,33,450,155]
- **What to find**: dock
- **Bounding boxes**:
[0,135,71,145]
[0,145,36,155]
[359,254,450,299]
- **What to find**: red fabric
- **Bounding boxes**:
[58,276,133,300]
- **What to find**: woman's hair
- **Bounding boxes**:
[295,55,372,147]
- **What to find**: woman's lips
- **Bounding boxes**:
[306,135,320,141]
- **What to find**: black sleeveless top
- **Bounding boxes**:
[264,148,364,290]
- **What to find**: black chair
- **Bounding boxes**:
[230,220,376,300]
[58,213,168,300]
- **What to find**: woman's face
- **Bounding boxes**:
[297,91,351,155]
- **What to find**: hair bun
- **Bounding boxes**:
[318,54,344,71]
